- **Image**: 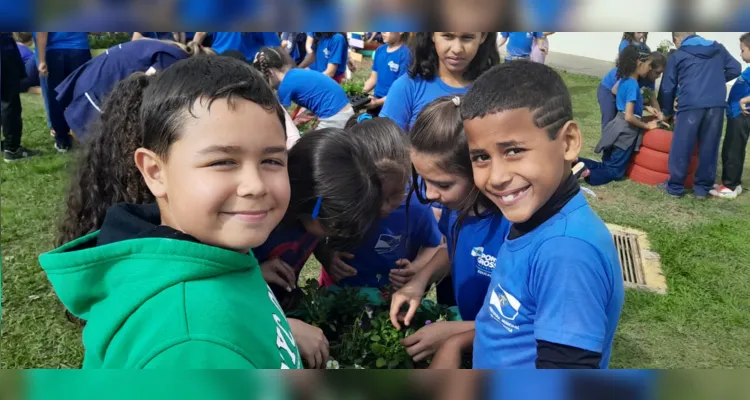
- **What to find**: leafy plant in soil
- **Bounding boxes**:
[341,81,365,96]
[289,282,457,369]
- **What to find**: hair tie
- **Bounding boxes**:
[451,96,461,106]
[311,196,323,219]
[357,113,373,123]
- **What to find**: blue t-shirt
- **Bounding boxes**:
[600,68,656,91]
[618,39,631,53]
[338,195,442,288]
[252,222,320,278]
[277,68,350,119]
[33,32,90,51]
[501,32,543,57]
[17,43,33,64]
[137,32,174,40]
[616,77,644,116]
[727,67,750,119]
[380,74,469,131]
[439,208,511,321]
[312,33,348,76]
[211,32,279,61]
[473,192,625,369]
[372,44,411,98]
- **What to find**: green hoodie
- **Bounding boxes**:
[39,203,302,369]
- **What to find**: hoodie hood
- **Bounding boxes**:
[680,35,721,59]
[38,202,257,336]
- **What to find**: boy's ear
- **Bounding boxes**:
[134,148,168,199]
[559,120,582,162]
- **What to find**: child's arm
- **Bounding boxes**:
[497,32,508,48]
[131,32,145,41]
[322,63,338,78]
[174,32,185,43]
[35,32,48,77]
[531,237,616,369]
[305,34,314,55]
[741,96,750,115]
[297,52,315,69]
[625,101,656,130]
[429,329,475,369]
[658,57,678,118]
[403,321,475,362]
[721,44,742,82]
[363,71,377,93]
[190,32,207,45]
[390,245,450,329]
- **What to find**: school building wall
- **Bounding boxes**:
[546,32,748,88]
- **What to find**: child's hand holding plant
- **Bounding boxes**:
[288,318,330,369]
[389,273,430,330]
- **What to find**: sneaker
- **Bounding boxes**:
[709,185,742,199]
[54,143,71,153]
[3,146,40,162]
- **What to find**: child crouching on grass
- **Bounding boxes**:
[41,56,302,369]
[318,116,443,289]
[579,45,659,186]
[430,61,624,369]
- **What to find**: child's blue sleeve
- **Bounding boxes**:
[658,56,679,116]
[329,34,347,66]
[533,32,544,38]
[500,32,510,38]
[618,40,629,53]
[530,237,613,353]
[721,44,742,82]
[399,50,411,77]
[621,80,638,105]
[379,75,413,131]
[277,80,294,108]
[410,204,443,249]
[371,47,381,72]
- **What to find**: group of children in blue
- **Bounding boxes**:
[581,32,750,201]
[5,30,651,370]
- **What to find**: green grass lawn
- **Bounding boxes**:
[2,66,749,369]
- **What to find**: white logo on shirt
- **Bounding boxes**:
[387,60,399,73]
[526,32,533,38]
[323,48,330,59]
[471,247,497,277]
[488,284,521,333]
[374,234,402,254]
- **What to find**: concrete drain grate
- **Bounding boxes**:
[606,224,667,295]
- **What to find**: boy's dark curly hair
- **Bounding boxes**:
[57,72,154,247]
[616,44,651,80]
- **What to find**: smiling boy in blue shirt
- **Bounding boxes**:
[430,61,624,369]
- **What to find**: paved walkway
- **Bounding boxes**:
[544,52,615,78]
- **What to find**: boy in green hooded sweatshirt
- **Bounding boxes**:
[39,56,302,369]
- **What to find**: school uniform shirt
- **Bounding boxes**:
[211,32,280,61]
[439,207,511,321]
[17,43,33,64]
[277,68,350,119]
[658,34,741,117]
[53,40,189,141]
[727,67,750,119]
[252,222,320,279]
[616,77,644,116]
[33,32,90,51]
[501,32,543,57]
[312,33,348,76]
[380,74,469,131]
[600,67,656,92]
[618,39,631,53]
[333,195,442,288]
[473,191,624,369]
[371,43,410,98]
[38,203,302,369]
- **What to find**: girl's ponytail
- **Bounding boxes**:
[57,72,155,246]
